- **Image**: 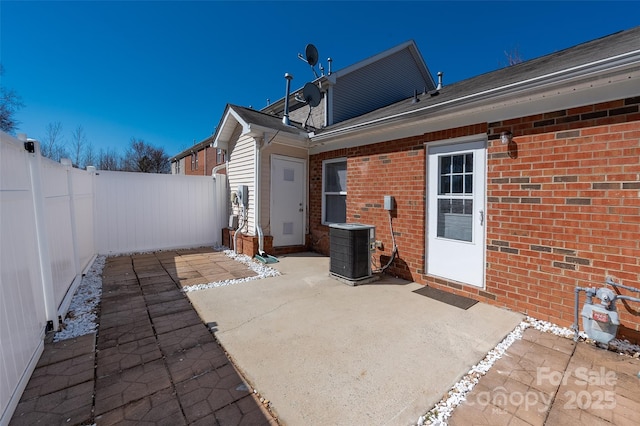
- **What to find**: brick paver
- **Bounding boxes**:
[10,381,94,426]
[20,350,95,400]
[10,249,274,426]
[449,327,640,425]
[96,336,162,377]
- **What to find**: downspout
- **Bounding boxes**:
[255,135,265,255]
[203,146,207,176]
[211,161,226,175]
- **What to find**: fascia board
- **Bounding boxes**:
[245,123,310,146]
[309,58,640,154]
[310,51,640,152]
[212,108,246,150]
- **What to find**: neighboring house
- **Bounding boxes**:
[203,28,640,340]
[171,137,227,176]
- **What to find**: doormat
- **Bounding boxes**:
[412,286,478,310]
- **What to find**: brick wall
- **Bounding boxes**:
[183,146,226,176]
[309,124,486,278]
[309,98,640,341]
[482,98,640,340]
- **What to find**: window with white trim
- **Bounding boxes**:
[322,158,347,224]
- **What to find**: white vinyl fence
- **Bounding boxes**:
[0,131,227,425]
[94,170,226,254]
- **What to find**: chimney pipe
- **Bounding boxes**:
[412,89,420,103]
[282,73,293,126]
[436,71,443,90]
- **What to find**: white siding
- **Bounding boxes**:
[228,131,256,235]
[332,48,432,123]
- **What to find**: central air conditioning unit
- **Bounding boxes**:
[329,223,375,284]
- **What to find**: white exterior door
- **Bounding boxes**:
[271,155,306,247]
[427,140,486,287]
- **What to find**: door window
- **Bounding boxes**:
[437,153,474,242]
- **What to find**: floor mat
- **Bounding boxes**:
[412,286,478,310]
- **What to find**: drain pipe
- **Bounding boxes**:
[211,162,226,175]
[255,135,266,256]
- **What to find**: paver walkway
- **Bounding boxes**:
[10,248,275,425]
[448,327,640,425]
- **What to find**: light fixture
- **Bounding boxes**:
[500,131,513,145]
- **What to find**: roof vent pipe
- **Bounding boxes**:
[436,71,443,90]
[282,73,293,126]
[327,58,333,76]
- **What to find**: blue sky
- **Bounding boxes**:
[2,1,639,159]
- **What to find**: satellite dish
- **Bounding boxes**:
[302,82,321,107]
[305,44,319,67]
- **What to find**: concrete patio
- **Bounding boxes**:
[9,248,640,425]
[186,252,524,425]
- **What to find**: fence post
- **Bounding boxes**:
[55,158,83,318]
[25,138,59,332]
[62,159,81,278]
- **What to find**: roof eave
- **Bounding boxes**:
[309,50,640,153]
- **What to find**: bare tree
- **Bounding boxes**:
[0,65,24,133]
[98,147,121,171]
[69,125,88,168]
[123,137,170,173]
[83,141,96,169]
[41,121,67,162]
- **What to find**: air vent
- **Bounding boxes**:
[329,223,375,282]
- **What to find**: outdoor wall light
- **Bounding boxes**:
[500,131,513,145]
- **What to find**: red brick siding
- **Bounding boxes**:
[309,124,486,280]
[482,98,640,339]
[309,98,640,341]
[183,146,226,176]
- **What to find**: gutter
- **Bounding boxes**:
[310,49,640,143]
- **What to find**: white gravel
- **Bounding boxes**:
[416,316,639,425]
[181,248,280,293]
[53,255,105,342]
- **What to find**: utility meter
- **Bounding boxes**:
[237,185,249,208]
